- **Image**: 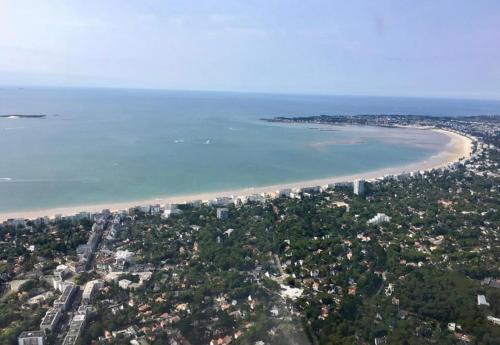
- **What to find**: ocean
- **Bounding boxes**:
[1,87,499,213]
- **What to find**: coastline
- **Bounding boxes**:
[0,128,474,221]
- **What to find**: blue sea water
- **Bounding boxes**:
[1,87,499,212]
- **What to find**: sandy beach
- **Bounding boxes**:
[0,128,474,221]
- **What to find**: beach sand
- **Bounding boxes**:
[0,128,474,221]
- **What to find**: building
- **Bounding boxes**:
[78,305,93,316]
[136,205,149,213]
[62,314,86,345]
[119,279,132,290]
[481,277,500,288]
[115,250,134,265]
[332,181,352,190]
[82,280,103,304]
[487,316,500,325]
[150,204,161,214]
[478,294,490,306]
[277,188,292,197]
[74,259,88,273]
[54,284,77,311]
[18,331,45,345]
[367,213,391,225]
[374,336,387,345]
[216,208,229,220]
[54,264,69,279]
[353,179,365,196]
[40,307,61,332]
[52,276,63,291]
[162,204,182,218]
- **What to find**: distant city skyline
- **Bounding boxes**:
[1,0,499,99]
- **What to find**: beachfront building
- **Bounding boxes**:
[277,188,292,197]
[150,204,161,215]
[353,179,365,196]
[217,208,229,220]
[162,203,182,218]
[18,331,45,345]
[367,213,391,225]
[332,181,353,190]
[246,194,266,203]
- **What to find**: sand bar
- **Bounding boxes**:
[0,128,474,221]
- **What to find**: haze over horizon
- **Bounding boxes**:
[1,0,499,100]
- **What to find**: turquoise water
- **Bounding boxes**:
[1,87,499,212]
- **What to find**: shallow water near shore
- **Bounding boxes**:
[0,87,496,213]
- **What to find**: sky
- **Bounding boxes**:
[1,0,499,99]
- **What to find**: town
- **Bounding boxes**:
[1,115,499,345]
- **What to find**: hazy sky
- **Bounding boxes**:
[1,0,499,98]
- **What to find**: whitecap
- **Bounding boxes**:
[0,177,12,182]
[174,139,184,143]
[205,139,211,145]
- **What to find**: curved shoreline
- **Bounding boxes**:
[0,127,474,221]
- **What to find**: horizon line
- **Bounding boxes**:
[1,83,500,103]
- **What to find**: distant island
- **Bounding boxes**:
[0,114,46,118]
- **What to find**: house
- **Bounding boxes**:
[481,277,500,289]
[119,279,132,290]
[477,294,490,306]
[487,316,500,325]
